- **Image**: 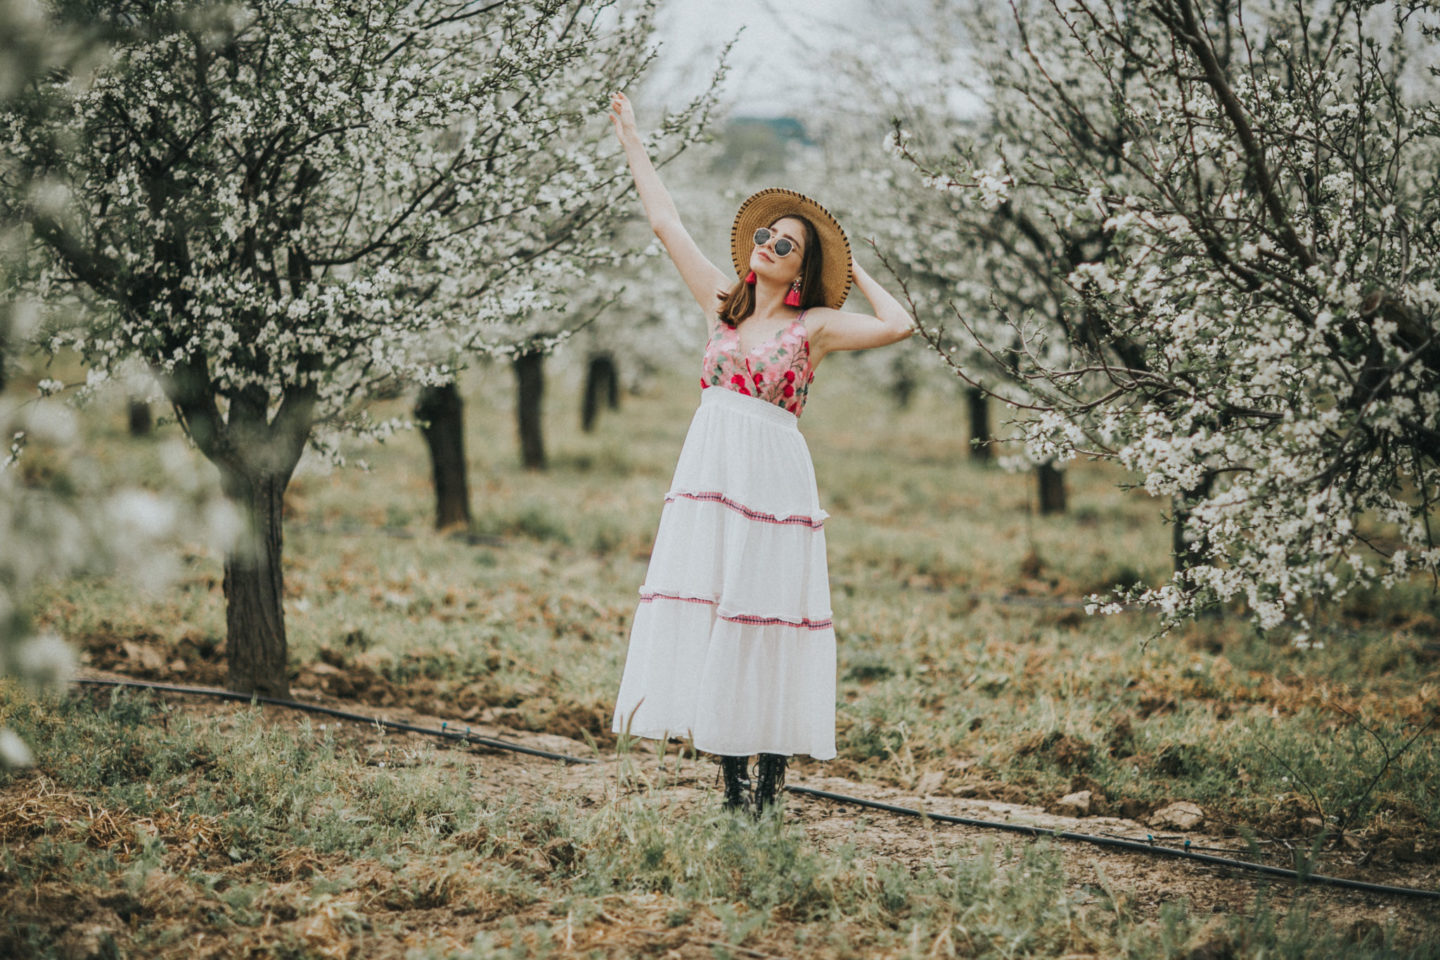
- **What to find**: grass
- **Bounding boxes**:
[5,346,1440,955]
[4,687,1437,958]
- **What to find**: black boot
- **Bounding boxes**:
[720,755,751,812]
[753,753,787,816]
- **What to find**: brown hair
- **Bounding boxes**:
[716,215,826,328]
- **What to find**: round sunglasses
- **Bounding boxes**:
[752,227,799,258]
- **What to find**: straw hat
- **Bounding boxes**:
[730,187,852,309]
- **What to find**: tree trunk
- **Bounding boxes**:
[966,388,992,461]
[513,349,546,470]
[890,360,916,410]
[1036,461,1067,515]
[220,469,290,697]
[1172,472,1216,576]
[416,382,471,530]
[581,352,619,433]
[128,398,152,436]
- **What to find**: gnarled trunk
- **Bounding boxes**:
[581,352,619,433]
[1036,461,1067,515]
[128,397,152,436]
[416,382,471,530]
[220,468,290,697]
[966,388,992,461]
[513,349,546,470]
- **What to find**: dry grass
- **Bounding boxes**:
[6,349,1440,956]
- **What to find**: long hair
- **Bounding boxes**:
[717,215,825,328]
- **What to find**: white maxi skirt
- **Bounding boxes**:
[612,387,837,760]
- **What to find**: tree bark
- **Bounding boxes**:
[581,352,618,433]
[966,388,993,461]
[890,361,916,410]
[513,349,546,470]
[605,355,620,410]
[220,468,291,697]
[128,397,152,436]
[416,382,472,530]
[1172,471,1216,576]
[1036,461,1067,514]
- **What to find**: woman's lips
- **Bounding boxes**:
[757,251,772,262]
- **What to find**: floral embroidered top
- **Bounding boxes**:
[700,311,815,417]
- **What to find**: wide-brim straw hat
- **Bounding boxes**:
[730,187,852,309]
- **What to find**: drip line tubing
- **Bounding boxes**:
[72,677,1438,900]
[75,677,597,766]
[787,785,1440,901]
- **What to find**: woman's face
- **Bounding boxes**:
[749,216,806,284]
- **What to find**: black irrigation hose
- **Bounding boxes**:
[73,677,1440,901]
[787,785,1440,902]
[75,677,598,766]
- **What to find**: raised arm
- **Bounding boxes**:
[807,260,914,365]
[609,93,730,314]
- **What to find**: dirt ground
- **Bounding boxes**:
[9,670,1431,959]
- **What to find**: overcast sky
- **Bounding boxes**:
[650,0,934,117]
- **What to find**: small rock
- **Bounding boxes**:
[121,640,166,672]
[916,771,945,796]
[1050,790,1092,817]
[1300,816,1325,836]
[1149,801,1205,831]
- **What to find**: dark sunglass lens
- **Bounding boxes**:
[753,228,771,245]
[773,238,793,257]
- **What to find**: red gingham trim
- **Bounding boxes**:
[664,491,825,529]
[720,612,834,630]
[638,591,834,631]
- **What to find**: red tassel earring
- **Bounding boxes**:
[784,279,802,307]
[744,271,756,285]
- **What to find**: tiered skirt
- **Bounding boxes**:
[612,387,837,760]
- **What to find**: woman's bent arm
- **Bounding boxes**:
[610,93,730,313]
[808,260,915,363]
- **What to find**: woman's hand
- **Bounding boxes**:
[609,91,640,146]
[608,90,730,313]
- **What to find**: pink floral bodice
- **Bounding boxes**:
[700,312,815,417]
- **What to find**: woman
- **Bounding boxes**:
[608,92,912,815]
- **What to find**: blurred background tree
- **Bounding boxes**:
[1,0,237,765]
[1,0,715,695]
[892,0,1440,635]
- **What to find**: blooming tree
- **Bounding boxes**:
[897,0,1440,634]
[1,0,692,695]
[1,0,239,765]
[408,37,722,517]
[819,10,1090,506]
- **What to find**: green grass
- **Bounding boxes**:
[4,687,1437,958]
[23,354,1440,834]
[6,349,1440,955]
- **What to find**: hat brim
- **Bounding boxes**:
[730,188,852,310]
